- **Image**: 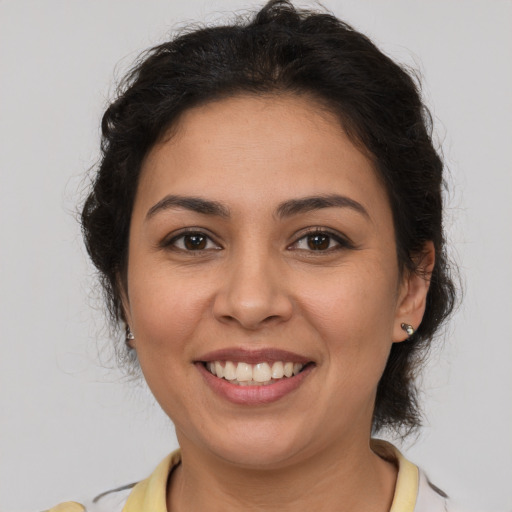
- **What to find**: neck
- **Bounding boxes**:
[167,435,397,512]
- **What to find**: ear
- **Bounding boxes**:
[393,241,435,343]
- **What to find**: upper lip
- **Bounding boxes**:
[196,348,312,364]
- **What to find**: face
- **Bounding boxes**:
[124,94,417,468]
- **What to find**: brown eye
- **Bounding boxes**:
[291,230,352,253]
[307,233,331,250]
[167,231,220,252]
[183,234,207,250]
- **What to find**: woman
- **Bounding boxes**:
[49,1,457,510]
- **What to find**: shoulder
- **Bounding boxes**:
[44,450,180,512]
[416,468,473,512]
[415,467,449,512]
[45,484,133,512]
[371,439,469,512]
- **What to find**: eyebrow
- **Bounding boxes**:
[146,193,369,220]
[275,194,369,219]
[146,195,230,220]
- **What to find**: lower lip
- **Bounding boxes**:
[196,362,314,405]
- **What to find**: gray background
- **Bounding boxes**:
[1,1,511,510]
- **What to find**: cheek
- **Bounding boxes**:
[128,265,212,356]
[301,266,397,332]
[296,263,399,377]
[126,270,214,414]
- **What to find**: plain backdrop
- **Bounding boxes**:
[1,1,511,511]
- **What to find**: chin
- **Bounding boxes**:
[216,444,301,469]
[201,424,314,469]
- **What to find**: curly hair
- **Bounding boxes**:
[81,0,457,435]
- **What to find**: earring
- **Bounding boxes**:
[126,327,135,342]
[401,323,415,337]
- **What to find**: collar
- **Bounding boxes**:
[371,439,419,512]
[123,450,180,512]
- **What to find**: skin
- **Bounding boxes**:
[122,94,434,512]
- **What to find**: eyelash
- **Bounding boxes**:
[162,228,354,254]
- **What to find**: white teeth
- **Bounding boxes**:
[215,361,224,379]
[283,362,294,378]
[223,361,237,380]
[271,361,284,379]
[253,362,272,383]
[205,359,307,384]
[236,362,253,382]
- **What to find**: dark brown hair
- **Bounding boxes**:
[82,0,456,434]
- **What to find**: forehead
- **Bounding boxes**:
[136,94,389,221]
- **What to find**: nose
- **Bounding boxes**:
[212,249,293,330]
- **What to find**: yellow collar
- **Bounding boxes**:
[123,450,180,512]
[124,441,418,512]
[371,439,419,512]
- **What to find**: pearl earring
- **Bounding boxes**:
[126,327,135,342]
[400,323,415,337]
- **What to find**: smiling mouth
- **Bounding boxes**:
[203,360,312,386]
